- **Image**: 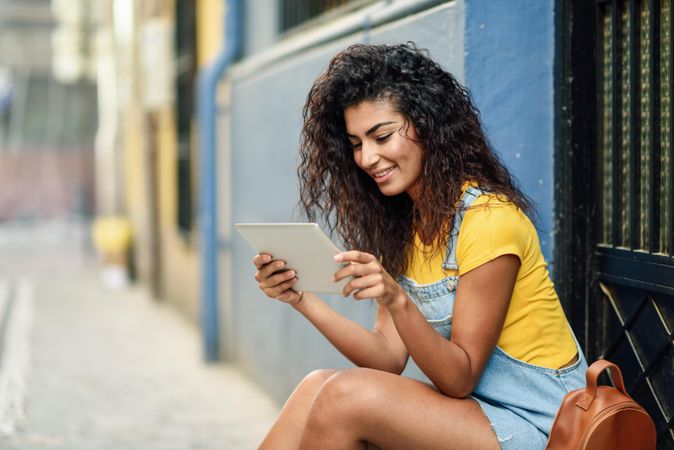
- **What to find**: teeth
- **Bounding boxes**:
[373,167,394,178]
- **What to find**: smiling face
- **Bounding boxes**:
[344,99,424,202]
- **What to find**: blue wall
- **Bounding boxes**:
[465,0,555,262]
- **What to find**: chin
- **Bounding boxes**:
[378,185,405,197]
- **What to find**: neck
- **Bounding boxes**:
[414,210,433,245]
[406,183,421,208]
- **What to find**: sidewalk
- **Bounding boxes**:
[0,220,279,450]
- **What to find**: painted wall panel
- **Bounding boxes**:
[465,0,555,262]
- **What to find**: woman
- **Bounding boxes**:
[252,43,586,450]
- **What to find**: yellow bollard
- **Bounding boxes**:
[92,216,133,289]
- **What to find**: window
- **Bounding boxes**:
[175,0,196,233]
[280,0,371,32]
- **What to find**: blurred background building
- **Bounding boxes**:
[0,0,672,447]
[0,0,97,222]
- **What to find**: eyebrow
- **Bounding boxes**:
[347,121,397,139]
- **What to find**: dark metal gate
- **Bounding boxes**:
[556,0,674,448]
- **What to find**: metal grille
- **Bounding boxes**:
[596,1,674,447]
[619,4,631,247]
[280,0,367,32]
[663,0,673,254]
[599,283,674,447]
[640,1,652,249]
[600,6,614,245]
[598,0,674,255]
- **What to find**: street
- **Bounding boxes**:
[0,219,278,450]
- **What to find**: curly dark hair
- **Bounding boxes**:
[298,42,533,277]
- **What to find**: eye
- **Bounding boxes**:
[350,141,362,151]
[376,133,392,143]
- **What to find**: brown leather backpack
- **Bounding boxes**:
[545,359,657,450]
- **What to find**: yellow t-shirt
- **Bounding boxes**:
[405,184,577,369]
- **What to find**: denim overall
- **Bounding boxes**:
[398,186,588,450]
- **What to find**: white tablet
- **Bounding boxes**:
[235,223,351,294]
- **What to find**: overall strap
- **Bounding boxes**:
[441,186,485,271]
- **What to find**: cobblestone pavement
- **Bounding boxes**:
[0,220,279,450]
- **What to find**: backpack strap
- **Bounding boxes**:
[578,359,630,411]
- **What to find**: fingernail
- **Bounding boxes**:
[334,254,342,261]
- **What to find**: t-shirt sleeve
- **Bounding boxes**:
[456,197,530,276]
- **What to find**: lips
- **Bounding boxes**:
[371,166,396,183]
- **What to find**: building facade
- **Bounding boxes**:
[0,0,97,220]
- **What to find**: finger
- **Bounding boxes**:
[255,263,279,282]
[342,273,382,297]
[252,253,272,269]
[334,250,377,264]
[334,260,380,282]
[252,253,273,269]
[260,269,296,289]
[266,277,298,297]
[259,259,287,279]
[352,286,382,300]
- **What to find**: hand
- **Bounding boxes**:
[252,254,304,305]
[333,251,406,308]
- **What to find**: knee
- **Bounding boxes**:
[316,368,368,403]
[306,368,381,428]
[298,368,339,392]
[288,369,340,404]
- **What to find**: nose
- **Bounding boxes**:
[360,141,380,168]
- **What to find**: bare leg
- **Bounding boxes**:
[259,369,339,450]
[298,368,500,450]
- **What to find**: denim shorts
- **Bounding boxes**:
[471,343,587,450]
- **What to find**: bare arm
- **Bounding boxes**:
[292,293,408,373]
[252,254,408,373]
[335,251,519,398]
[387,254,518,397]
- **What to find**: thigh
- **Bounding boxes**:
[310,368,500,450]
